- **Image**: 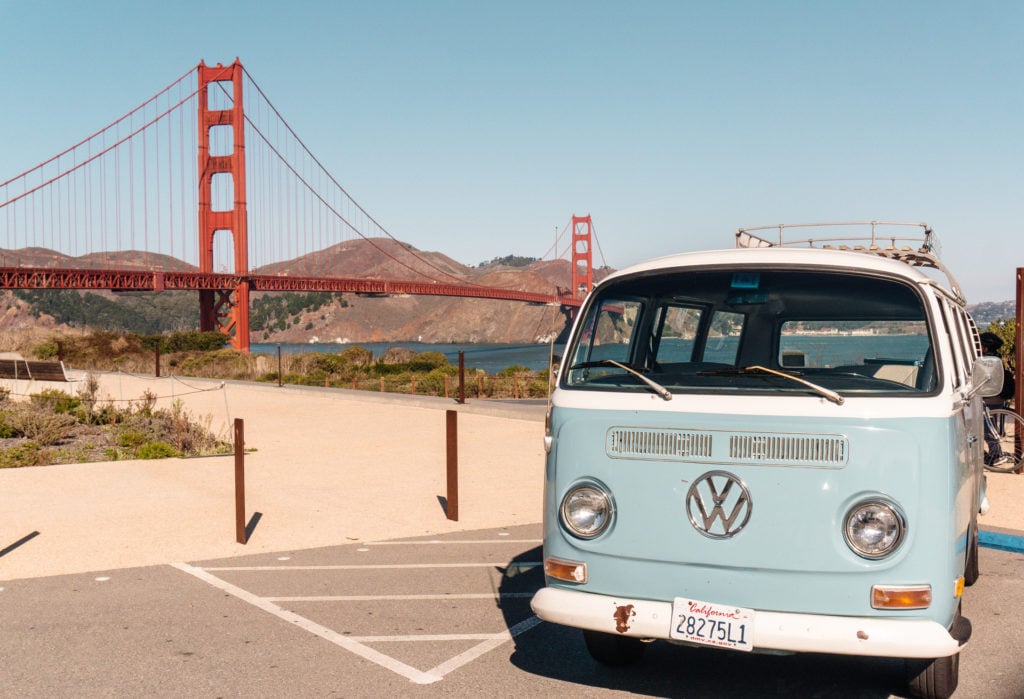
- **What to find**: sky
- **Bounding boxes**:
[1,1,1022,302]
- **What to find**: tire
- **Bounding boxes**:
[985,408,1024,472]
[582,629,647,666]
[906,653,959,699]
[964,524,980,587]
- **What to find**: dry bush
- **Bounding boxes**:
[5,404,78,446]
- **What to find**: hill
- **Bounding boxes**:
[966,300,1016,326]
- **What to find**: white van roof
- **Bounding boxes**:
[604,222,965,305]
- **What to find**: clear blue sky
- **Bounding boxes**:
[2,1,1022,302]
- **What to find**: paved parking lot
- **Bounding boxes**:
[2,523,1023,697]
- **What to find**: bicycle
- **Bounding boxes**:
[983,406,1024,473]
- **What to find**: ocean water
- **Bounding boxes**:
[250,342,562,374]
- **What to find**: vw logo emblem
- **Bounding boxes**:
[686,471,752,539]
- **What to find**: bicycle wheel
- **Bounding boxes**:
[985,408,1024,473]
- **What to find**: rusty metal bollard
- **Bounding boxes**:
[234,418,246,544]
[446,410,459,521]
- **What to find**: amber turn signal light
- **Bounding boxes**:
[544,557,587,584]
[871,584,932,610]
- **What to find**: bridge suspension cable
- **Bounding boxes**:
[0,59,586,352]
[238,68,481,286]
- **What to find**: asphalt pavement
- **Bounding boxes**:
[1,524,1023,698]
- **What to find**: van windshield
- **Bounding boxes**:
[563,268,936,396]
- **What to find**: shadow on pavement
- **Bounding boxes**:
[0,531,40,559]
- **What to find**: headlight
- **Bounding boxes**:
[560,481,614,539]
[844,500,906,559]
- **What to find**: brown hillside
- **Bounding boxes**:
[0,238,587,344]
[249,239,581,344]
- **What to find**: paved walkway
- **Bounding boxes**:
[2,370,1023,581]
[1,372,547,580]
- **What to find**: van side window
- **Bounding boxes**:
[938,300,967,388]
[953,308,976,369]
[565,298,643,384]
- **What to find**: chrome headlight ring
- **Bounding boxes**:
[844,499,907,559]
[559,479,615,540]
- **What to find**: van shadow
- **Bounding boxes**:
[497,544,908,698]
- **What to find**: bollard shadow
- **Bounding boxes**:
[0,531,40,559]
[243,512,263,543]
[436,495,458,520]
[498,542,907,698]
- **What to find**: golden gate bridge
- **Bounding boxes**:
[0,60,598,351]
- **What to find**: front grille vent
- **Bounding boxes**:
[728,433,848,467]
[606,428,713,460]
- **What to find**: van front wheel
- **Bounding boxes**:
[582,630,647,666]
[905,653,959,699]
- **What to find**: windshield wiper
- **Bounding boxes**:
[567,359,673,400]
[743,365,845,405]
[600,359,673,401]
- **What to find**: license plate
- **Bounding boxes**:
[670,598,754,651]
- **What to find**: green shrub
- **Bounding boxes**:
[117,430,148,448]
[310,354,346,374]
[31,389,82,415]
[339,346,373,366]
[33,340,60,359]
[0,411,18,438]
[417,368,453,396]
[135,441,179,459]
[0,442,46,468]
[528,377,550,398]
[296,369,330,386]
[409,351,449,372]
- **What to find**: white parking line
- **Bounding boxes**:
[267,592,535,602]
[171,553,544,685]
[171,561,444,684]
[200,561,541,571]
[427,616,543,679]
[361,538,541,546]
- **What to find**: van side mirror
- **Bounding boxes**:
[970,356,1005,398]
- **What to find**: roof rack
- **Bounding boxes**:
[734,221,965,304]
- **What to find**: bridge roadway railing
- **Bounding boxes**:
[0,266,582,307]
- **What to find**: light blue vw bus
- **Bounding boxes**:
[531,223,1003,699]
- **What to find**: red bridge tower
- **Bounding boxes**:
[571,214,593,299]
[197,60,250,351]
